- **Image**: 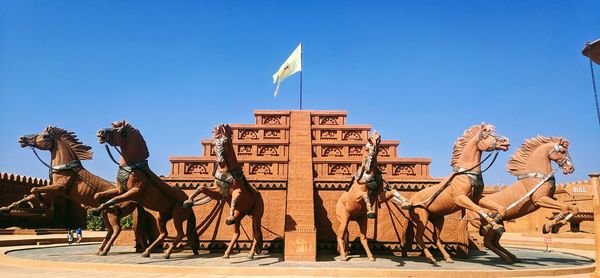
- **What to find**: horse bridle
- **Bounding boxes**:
[551,144,574,168]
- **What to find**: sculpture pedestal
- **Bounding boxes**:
[284,229,317,261]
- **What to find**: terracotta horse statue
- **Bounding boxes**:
[466,136,576,264]
[334,131,410,261]
[0,126,157,256]
[93,121,200,259]
[183,124,264,259]
[402,123,510,265]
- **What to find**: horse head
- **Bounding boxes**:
[363,131,381,173]
[19,128,55,150]
[212,124,235,166]
[476,124,510,152]
[548,138,574,175]
[97,121,148,162]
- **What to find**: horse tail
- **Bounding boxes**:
[399,208,413,255]
[186,211,200,255]
[253,194,264,254]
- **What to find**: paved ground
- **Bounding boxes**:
[0,232,595,277]
[6,243,593,270]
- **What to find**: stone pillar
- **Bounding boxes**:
[590,173,600,278]
[284,111,317,261]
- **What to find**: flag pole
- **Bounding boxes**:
[300,44,303,110]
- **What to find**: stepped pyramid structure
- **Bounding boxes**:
[165,110,448,261]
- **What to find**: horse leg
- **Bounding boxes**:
[478,198,506,235]
[357,217,375,261]
[335,206,350,261]
[163,210,183,259]
[492,228,519,263]
[223,222,241,259]
[411,209,437,265]
[362,194,376,219]
[183,185,206,208]
[248,208,264,259]
[97,211,113,255]
[99,211,122,256]
[94,187,140,215]
[0,193,39,213]
[483,229,514,264]
[454,195,503,233]
[142,213,168,258]
[432,217,453,263]
[533,196,575,234]
[94,188,119,201]
[226,188,242,225]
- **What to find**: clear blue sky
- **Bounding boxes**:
[1,1,598,186]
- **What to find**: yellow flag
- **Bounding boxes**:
[272,43,302,97]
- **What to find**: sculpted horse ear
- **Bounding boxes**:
[560,138,570,148]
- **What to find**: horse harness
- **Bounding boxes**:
[452,167,484,199]
[116,160,149,192]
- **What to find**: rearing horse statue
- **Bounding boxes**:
[467,136,576,264]
[402,123,510,264]
[0,126,157,256]
[93,121,199,259]
[335,131,410,261]
[183,124,264,259]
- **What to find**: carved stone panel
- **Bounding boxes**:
[342,130,361,140]
[262,116,282,125]
[239,130,259,140]
[264,129,281,139]
[394,164,416,176]
[329,164,351,176]
[250,163,273,175]
[320,130,337,140]
[322,146,343,157]
[258,145,279,156]
[238,145,252,156]
[349,146,362,156]
[184,162,209,175]
[319,116,338,125]
[378,146,390,157]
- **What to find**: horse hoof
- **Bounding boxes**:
[99,251,108,256]
[479,225,490,236]
[222,254,230,259]
[493,225,506,234]
[162,254,171,259]
[367,213,377,219]
[427,258,438,265]
[551,225,561,234]
[335,255,348,261]
[225,218,236,225]
[182,200,193,209]
[141,252,150,258]
[368,256,376,262]
[445,258,454,263]
[542,225,551,234]
[247,254,255,260]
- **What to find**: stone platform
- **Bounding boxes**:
[1,243,594,277]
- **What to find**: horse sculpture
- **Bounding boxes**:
[0,126,157,256]
[183,124,264,259]
[334,131,410,261]
[93,121,200,259]
[402,123,510,264]
[466,136,576,264]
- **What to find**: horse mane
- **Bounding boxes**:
[44,126,93,160]
[507,136,563,175]
[112,121,149,159]
[451,124,489,167]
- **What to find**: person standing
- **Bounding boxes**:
[66,229,74,245]
[75,227,82,244]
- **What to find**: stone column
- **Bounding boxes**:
[590,173,600,278]
[284,111,317,261]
